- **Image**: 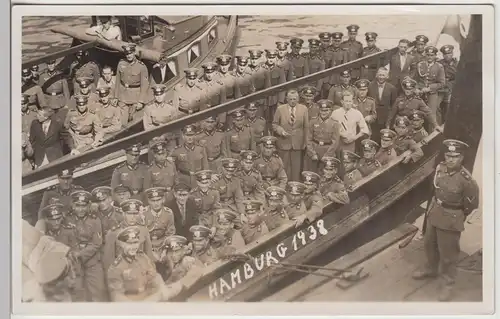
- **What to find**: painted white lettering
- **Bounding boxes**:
[219,278,232,294]
[209,282,218,299]
[292,234,298,251]
[254,254,265,271]
[297,230,306,246]
[276,242,288,258]
[308,225,317,240]
[230,269,242,288]
[265,250,279,266]
[243,262,255,279]
[317,219,328,235]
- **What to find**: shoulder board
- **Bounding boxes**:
[174,145,182,149]
[311,116,319,120]
[198,79,204,83]
[112,255,123,267]
[460,167,472,180]
[195,84,204,90]
[366,96,375,101]
[216,128,225,133]
[89,109,96,114]
[115,162,126,169]
[273,153,280,158]
[138,161,147,166]
[333,84,340,87]
[216,80,224,85]
[258,116,266,121]
[46,185,57,191]
[62,223,75,229]
[225,127,232,132]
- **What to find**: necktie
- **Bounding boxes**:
[341,111,348,132]
[290,106,295,124]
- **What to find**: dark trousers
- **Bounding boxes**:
[278,149,303,182]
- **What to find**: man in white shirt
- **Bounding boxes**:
[85,16,122,41]
[330,90,370,153]
[96,65,117,98]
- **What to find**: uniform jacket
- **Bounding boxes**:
[413,61,446,93]
[272,103,309,150]
[387,96,437,130]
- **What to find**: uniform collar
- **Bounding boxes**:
[101,206,114,217]
[184,143,195,151]
[127,163,139,170]
[233,125,244,132]
[123,255,136,263]
[205,129,215,136]
[357,97,367,103]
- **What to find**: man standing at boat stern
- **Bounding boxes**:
[412,140,479,302]
[115,44,149,126]
[272,89,309,182]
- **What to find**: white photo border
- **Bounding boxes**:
[10,2,496,318]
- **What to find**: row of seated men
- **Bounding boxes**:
[21,26,456,172]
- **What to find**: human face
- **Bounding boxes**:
[192,238,209,252]
[237,64,247,74]
[154,151,167,163]
[76,102,88,113]
[187,78,196,87]
[183,134,195,145]
[332,38,341,47]
[102,68,113,81]
[267,56,276,65]
[216,220,234,236]
[126,52,135,62]
[72,203,89,218]
[358,89,368,98]
[319,108,332,120]
[114,192,131,205]
[380,139,393,149]
[262,146,274,158]
[366,39,375,48]
[411,119,424,129]
[22,74,31,83]
[241,160,253,171]
[245,211,259,225]
[394,125,408,136]
[443,52,453,62]
[287,193,302,204]
[246,108,258,119]
[204,72,213,81]
[58,176,72,190]
[341,76,351,86]
[220,64,230,74]
[291,46,301,54]
[267,198,281,210]
[233,116,245,129]
[223,167,235,179]
[197,180,210,191]
[126,153,140,166]
[46,217,63,231]
[348,31,357,41]
[148,197,164,211]
[344,161,356,172]
[304,183,316,194]
[250,58,260,67]
[363,149,376,160]
[100,95,110,104]
[124,212,140,225]
[444,153,463,170]
[286,92,299,107]
[47,62,56,72]
[278,50,287,59]
[174,190,189,203]
[204,120,216,132]
[302,95,314,106]
[21,102,28,113]
[36,109,50,122]
[122,241,140,257]
[403,88,413,97]
[97,196,113,211]
[323,167,337,179]
[376,71,388,84]
[154,93,166,103]
[169,248,185,264]
[426,52,437,63]
[416,42,425,52]
[398,42,408,54]
[341,95,354,110]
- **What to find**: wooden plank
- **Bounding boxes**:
[21,41,98,68]
[263,223,418,302]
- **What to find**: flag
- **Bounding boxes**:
[440,15,469,51]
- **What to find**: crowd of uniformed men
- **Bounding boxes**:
[24,25,478,302]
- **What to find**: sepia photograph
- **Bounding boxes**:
[12,3,495,317]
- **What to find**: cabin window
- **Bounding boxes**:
[187,42,201,64]
[164,59,178,83]
[208,27,217,44]
[139,16,153,36]
[123,16,154,40]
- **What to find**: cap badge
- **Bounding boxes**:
[132,146,138,152]
[306,175,311,181]
[96,191,102,198]
[292,186,298,192]
[130,203,136,210]
[326,160,332,166]
[247,154,253,160]
[449,145,456,152]
[152,191,158,197]
[78,195,85,202]
[62,169,69,175]
[228,162,234,168]
[267,140,272,145]
[271,191,277,196]
[194,230,201,237]
[246,204,252,210]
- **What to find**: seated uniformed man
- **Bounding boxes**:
[91,186,123,239]
[244,103,267,144]
[164,235,204,286]
[342,151,363,187]
[113,184,132,206]
[213,158,244,219]
[297,171,324,225]
[36,203,78,252]
[240,200,269,245]
[39,168,83,218]
[196,115,227,172]
[107,226,182,302]
[255,135,288,190]
[111,143,148,200]
[93,86,122,140]
[237,150,266,203]
[173,68,203,116]
[187,170,221,228]
[211,209,246,257]
[357,139,382,177]
[68,77,99,112]
[393,116,424,164]
[103,199,153,271]
[189,225,219,266]
[285,181,309,227]
[263,186,290,231]
[226,110,256,159]
[320,156,350,205]
[409,109,429,143]
[375,129,399,166]
[144,141,178,200]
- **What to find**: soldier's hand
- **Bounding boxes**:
[111,98,118,106]
[70,149,81,155]
[402,154,411,164]
[293,215,308,228]
[311,154,318,161]
[211,174,220,183]
[282,131,291,137]
[135,103,144,111]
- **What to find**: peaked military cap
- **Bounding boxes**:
[424,46,439,55]
[300,85,317,97]
[216,209,239,223]
[265,49,279,58]
[92,186,112,201]
[361,139,379,152]
[286,181,307,195]
[301,171,321,185]
[22,68,31,77]
[202,62,218,74]
[47,59,57,65]
[319,32,332,41]
[96,86,111,97]
[235,56,250,65]
[380,128,397,141]
[331,32,344,40]
[151,84,167,95]
[194,170,213,183]
[41,203,65,220]
[221,157,240,170]
[308,38,321,47]
[261,135,277,148]
[246,102,258,111]
[340,69,351,77]
[243,200,263,213]
[248,49,263,59]
[145,187,167,200]
[71,190,92,205]
[21,94,29,105]
[355,79,370,90]
[365,32,378,41]
[318,99,334,110]
[342,150,361,163]
[117,226,141,243]
[266,186,286,200]
[125,143,142,155]
[216,54,232,66]
[401,77,417,90]
[231,109,245,118]
[322,156,341,169]
[74,94,89,105]
[289,37,304,47]
[121,199,144,214]
[409,109,425,121]
[443,139,469,156]
[35,250,69,285]
[76,77,92,89]
[184,68,199,79]
[182,124,198,135]
[347,24,360,33]
[151,141,168,154]
[165,235,188,250]
[395,116,410,127]
[122,43,137,54]
[114,184,132,194]
[415,35,429,44]
[190,225,212,240]
[440,44,454,54]
[241,150,259,162]
[275,41,289,51]
[58,168,74,178]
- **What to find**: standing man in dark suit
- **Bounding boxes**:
[166,183,198,239]
[367,68,398,142]
[272,89,309,182]
[388,39,415,93]
[29,107,74,168]
[150,52,175,86]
